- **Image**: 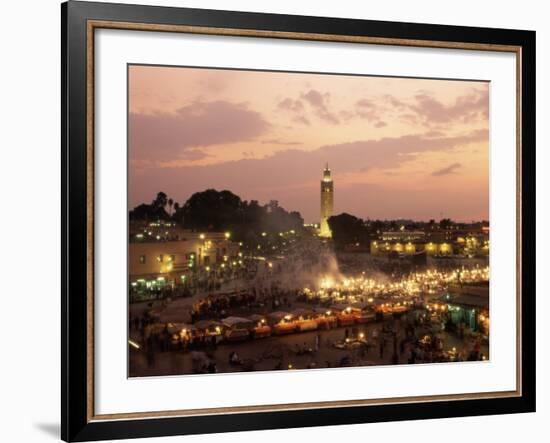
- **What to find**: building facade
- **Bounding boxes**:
[370,240,453,256]
[129,231,239,287]
[319,164,334,238]
[370,228,489,258]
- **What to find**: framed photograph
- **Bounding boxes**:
[62,1,535,441]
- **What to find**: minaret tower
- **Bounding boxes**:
[319,163,334,238]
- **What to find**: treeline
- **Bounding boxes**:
[327,214,484,250]
[327,213,431,250]
[327,213,371,249]
[130,190,304,242]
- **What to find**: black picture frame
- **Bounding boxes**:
[62,1,536,441]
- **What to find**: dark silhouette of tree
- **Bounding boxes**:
[179,189,241,231]
[129,203,169,221]
[169,189,304,238]
[152,192,168,210]
[133,190,304,239]
[129,191,172,221]
[328,213,369,249]
[262,200,303,233]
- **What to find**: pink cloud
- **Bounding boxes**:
[411,88,489,124]
[129,128,488,221]
[293,115,310,126]
[300,89,340,124]
[277,97,304,112]
[261,139,303,146]
[432,162,462,176]
[129,100,269,161]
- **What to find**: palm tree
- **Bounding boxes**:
[153,192,168,209]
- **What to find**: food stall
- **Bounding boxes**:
[331,303,360,326]
[292,308,318,332]
[352,301,376,324]
[221,316,253,341]
[166,322,195,348]
[193,319,224,344]
[374,301,397,320]
[268,311,296,335]
[312,307,338,329]
[248,314,271,338]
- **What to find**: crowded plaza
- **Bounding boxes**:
[128,228,489,376]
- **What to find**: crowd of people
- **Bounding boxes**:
[129,235,489,376]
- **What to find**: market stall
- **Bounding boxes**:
[248,314,271,338]
[330,303,359,326]
[268,311,296,335]
[193,319,224,344]
[221,316,253,341]
[292,308,318,332]
[312,307,337,329]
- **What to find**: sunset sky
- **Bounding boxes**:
[128,65,489,223]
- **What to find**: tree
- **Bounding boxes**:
[179,189,242,230]
[129,203,169,221]
[327,213,369,248]
[262,201,303,233]
[439,218,454,230]
[152,192,168,210]
[135,189,304,240]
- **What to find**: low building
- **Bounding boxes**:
[380,231,425,242]
[370,227,488,257]
[129,231,239,289]
[370,240,453,256]
[442,284,489,334]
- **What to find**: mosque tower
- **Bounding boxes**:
[319,163,334,238]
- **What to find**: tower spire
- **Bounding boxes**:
[320,163,334,238]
